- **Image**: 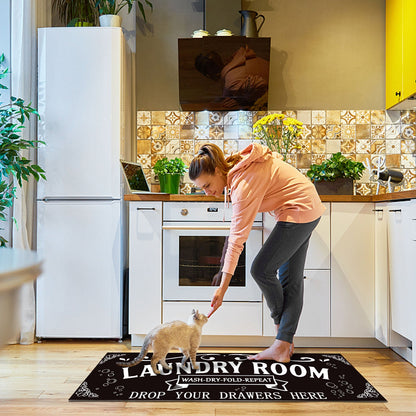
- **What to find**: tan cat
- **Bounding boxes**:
[117,309,208,374]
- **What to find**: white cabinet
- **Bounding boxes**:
[331,203,375,338]
[262,269,330,337]
[266,202,376,339]
[129,200,409,346]
[128,201,162,334]
[262,203,331,337]
[387,200,416,341]
[374,203,390,346]
[297,270,331,336]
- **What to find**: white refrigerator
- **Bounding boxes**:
[36,28,132,338]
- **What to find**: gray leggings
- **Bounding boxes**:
[250,217,321,344]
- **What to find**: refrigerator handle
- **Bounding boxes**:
[40,197,119,202]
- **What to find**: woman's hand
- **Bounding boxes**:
[207,287,226,318]
[207,272,232,318]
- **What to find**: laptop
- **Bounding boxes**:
[121,160,166,194]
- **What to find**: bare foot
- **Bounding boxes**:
[248,339,291,363]
[274,324,294,358]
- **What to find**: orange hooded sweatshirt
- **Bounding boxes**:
[222,143,326,275]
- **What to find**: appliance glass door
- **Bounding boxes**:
[163,223,262,301]
[179,235,245,287]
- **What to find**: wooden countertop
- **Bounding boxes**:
[124,189,416,202]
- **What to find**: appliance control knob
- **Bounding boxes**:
[181,209,189,216]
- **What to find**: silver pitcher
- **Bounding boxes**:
[239,10,265,37]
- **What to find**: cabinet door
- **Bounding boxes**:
[331,203,375,337]
[263,270,330,337]
[402,0,416,100]
[374,203,390,346]
[128,201,162,334]
[388,201,415,340]
[386,0,404,109]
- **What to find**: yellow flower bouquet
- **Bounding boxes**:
[253,113,303,161]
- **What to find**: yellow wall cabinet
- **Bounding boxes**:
[386,0,416,109]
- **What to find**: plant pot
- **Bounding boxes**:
[314,177,354,195]
[74,21,94,27]
[158,173,181,194]
[99,14,121,27]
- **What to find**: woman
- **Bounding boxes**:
[189,142,325,363]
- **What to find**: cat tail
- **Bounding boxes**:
[116,334,152,368]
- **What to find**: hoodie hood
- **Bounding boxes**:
[227,143,275,186]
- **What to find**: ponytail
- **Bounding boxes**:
[225,153,243,167]
[189,143,242,180]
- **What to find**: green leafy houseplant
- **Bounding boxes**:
[0,54,46,246]
[152,157,187,176]
[152,157,187,194]
[95,0,153,21]
[306,152,365,182]
[52,0,98,26]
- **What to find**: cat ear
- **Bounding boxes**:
[192,309,200,319]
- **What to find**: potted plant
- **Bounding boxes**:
[52,0,98,27]
[253,113,303,161]
[152,157,187,194]
[306,152,365,195]
[94,0,153,27]
[0,54,46,246]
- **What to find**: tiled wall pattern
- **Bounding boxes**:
[136,110,416,195]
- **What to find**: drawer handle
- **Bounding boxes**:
[373,209,383,212]
[389,209,402,212]
[137,207,155,211]
[162,225,263,231]
[181,209,188,216]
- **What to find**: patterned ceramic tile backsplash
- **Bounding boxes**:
[136,110,416,195]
